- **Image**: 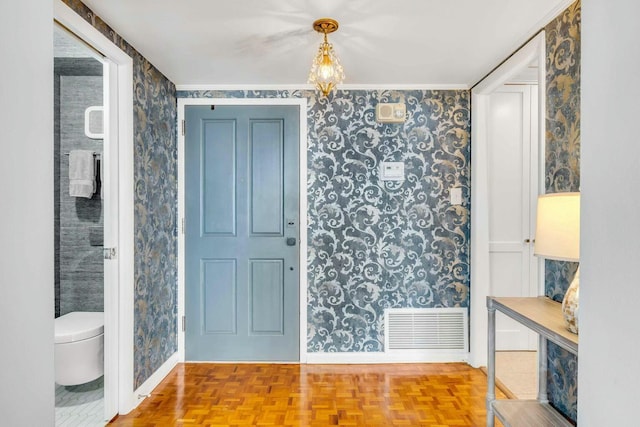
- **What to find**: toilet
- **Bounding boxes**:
[54,311,104,386]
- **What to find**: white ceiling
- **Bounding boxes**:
[81,0,572,88]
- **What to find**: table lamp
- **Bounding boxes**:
[534,192,580,334]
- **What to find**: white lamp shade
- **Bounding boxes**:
[534,192,580,261]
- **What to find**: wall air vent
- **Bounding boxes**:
[384,308,468,352]
[376,102,406,123]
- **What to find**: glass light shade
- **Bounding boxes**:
[534,192,580,261]
[308,39,345,96]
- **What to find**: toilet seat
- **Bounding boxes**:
[55,312,104,344]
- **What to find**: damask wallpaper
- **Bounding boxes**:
[545,0,581,195]
[544,0,581,422]
[62,0,576,413]
[178,89,471,353]
[61,0,178,389]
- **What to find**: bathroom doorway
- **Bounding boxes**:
[54,0,136,421]
[53,22,108,426]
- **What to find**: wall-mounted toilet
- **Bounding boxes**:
[55,311,104,386]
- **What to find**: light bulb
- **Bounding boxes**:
[319,54,335,80]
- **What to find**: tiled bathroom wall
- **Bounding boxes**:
[54,57,104,317]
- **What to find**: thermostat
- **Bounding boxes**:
[379,161,404,181]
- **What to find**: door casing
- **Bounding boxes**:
[54,0,136,417]
[469,31,547,367]
[177,97,308,363]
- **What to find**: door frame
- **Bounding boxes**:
[177,97,308,363]
[468,31,546,367]
[54,0,136,416]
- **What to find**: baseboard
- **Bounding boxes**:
[126,352,179,412]
[306,351,469,364]
[479,366,517,399]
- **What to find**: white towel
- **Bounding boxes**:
[69,150,95,198]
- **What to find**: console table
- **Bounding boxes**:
[486,296,578,427]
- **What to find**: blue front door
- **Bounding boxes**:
[185,105,300,361]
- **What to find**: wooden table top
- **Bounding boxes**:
[488,296,578,354]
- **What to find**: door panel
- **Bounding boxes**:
[202,259,236,334]
[250,120,283,235]
[489,251,530,349]
[202,120,236,235]
[249,259,284,335]
[488,90,526,244]
[185,105,300,361]
[487,85,539,351]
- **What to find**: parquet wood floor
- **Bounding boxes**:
[109,363,505,427]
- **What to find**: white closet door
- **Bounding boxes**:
[487,84,539,351]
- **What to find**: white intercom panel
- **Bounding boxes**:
[379,161,405,181]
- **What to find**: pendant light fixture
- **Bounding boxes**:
[308,18,345,96]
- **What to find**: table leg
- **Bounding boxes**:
[538,336,548,403]
[487,303,496,427]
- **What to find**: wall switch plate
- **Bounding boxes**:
[450,187,462,205]
[380,161,405,181]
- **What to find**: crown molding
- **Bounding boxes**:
[175,83,469,92]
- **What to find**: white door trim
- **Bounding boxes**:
[469,31,546,367]
[54,0,136,416]
[177,97,309,364]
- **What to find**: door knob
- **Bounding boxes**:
[286,237,296,246]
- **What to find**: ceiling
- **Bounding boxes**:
[81,0,572,88]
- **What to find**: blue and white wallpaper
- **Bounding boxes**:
[179,89,471,353]
[64,0,577,414]
[62,0,178,389]
[544,0,581,422]
[65,0,469,386]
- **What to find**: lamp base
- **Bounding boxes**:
[562,266,580,334]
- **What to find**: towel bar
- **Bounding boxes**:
[64,152,100,157]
